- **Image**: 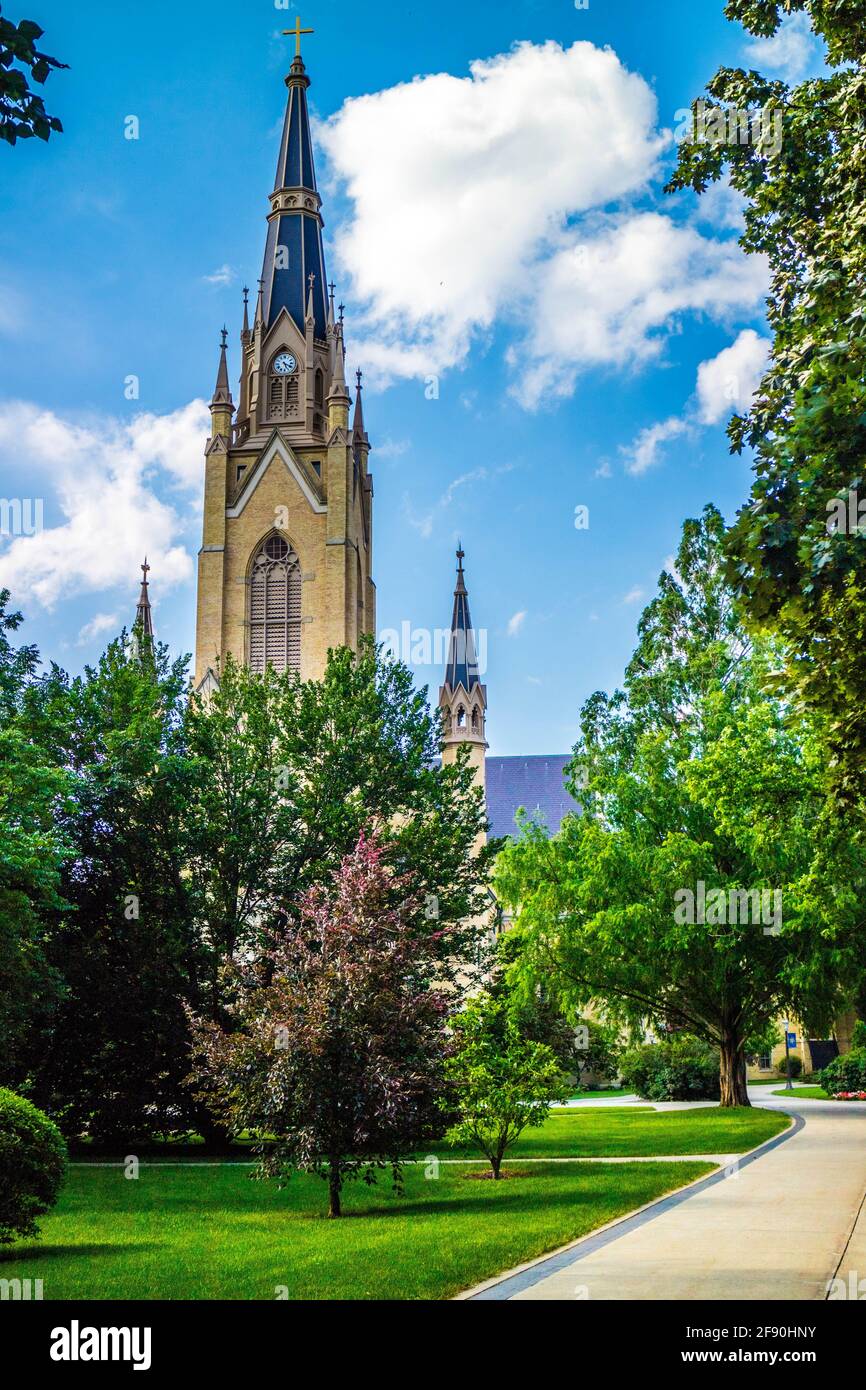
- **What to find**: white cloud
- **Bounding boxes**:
[319,40,769,408]
[202,264,235,287]
[517,213,769,407]
[618,328,771,478]
[403,462,514,538]
[690,174,747,234]
[0,400,209,609]
[507,610,527,637]
[620,415,689,477]
[320,40,668,387]
[743,13,824,84]
[374,436,410,460]
[623,586,645,605]
[696,328,770,425]
[77,612,119,646]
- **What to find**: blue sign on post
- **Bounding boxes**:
[786,1032,797,1049]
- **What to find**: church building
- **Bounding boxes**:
[189,31,579,845]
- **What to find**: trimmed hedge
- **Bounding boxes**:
[618,1038,720,1102]
[819,1049,866,1096]
[0,1089,67,1244]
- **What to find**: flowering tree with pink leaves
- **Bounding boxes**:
[190,833,450,1217]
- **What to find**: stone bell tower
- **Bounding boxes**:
[194,27,374,691]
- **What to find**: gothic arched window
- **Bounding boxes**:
[471,707,480,732]
[457,705,466,729]
[248,534,302,674]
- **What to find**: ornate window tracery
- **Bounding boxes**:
[248,533,302,673]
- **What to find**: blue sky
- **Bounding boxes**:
[0,0,825,754]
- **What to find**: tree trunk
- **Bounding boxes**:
[719,1031,750,1107]
[328,1162,342,1218]
[490,1151,503,1180]
[196,1109,234,1154]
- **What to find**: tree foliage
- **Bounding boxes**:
[190,834,450,1216]
[0,6,66,146]
[183,643,493,1026]
[444,990,568,1178]
[496,507,866,1106]
[668,1,866,799]
[0,590,67,1084]
[22,634,199,1143]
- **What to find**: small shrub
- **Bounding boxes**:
[820,1049,866,1097]
[619,1038,720,1102]
[777,1054,802,1078]
[0,1089,67,1244]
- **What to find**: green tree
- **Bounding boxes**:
[0,6,66,145]
[444,991,568,1178]
[23,631,201,1143]
[496,507,866,1107]
[668,1,866,800]
[190,835,449,1218]
[183,642,493,1026]
[0,590,67,1085]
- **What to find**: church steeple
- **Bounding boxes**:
[134,558,154,640]
[439,547,487,806]
[352,369,367,445]
[443,546,482,692]
[260,28,329,339]
[209,326,233,441]
[194,29,376,692]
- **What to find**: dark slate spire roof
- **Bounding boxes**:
[261,53,329,339]
[211,326,232,406]
[135,558,154,639]
[485,756,581,841]
[443,546,481,692]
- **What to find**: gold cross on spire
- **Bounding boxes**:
[282,16,314,58]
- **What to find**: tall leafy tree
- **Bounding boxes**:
[496,508,866,1106]
[190,834,449,1217]
[23,631,201,1143]
[668,1,866,800]
[0,590,67,1084]
[183,641,493,1026]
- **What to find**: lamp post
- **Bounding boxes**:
[782,1019,793,1091]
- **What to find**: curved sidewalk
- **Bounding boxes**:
[467,1093,866,1301]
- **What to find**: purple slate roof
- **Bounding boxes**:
[485,755,580,841]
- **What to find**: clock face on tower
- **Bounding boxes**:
[273,353,297,375]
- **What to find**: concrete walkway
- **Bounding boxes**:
[466,1090,866,1301]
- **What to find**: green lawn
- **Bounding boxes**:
[428,1104,790,1159]
[568,1089,632,1100]
[769,1086,858,1100]
[0,1160,714,1301]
